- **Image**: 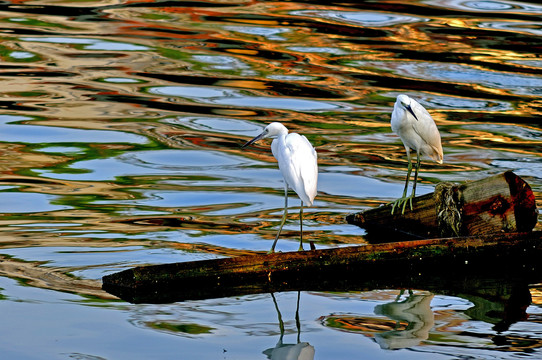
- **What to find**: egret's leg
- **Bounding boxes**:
[295,291,301,343]
[394,289,406,302]
[391,152,413,214]
[394,289,414,302]
[401,158,413,199]
[298,202,304,251]
[411,152,421,198]
[399,152,421,213]
[269,185,288,253]
[270,292,285,341]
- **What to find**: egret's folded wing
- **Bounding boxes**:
[410,101,443,163]
[275,133,318,206]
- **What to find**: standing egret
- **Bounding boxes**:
[391,94,443,214]
[242,122,318,253]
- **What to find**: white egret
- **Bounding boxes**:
[391,95,443,214]
[242,122,318,253]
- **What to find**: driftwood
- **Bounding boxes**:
[102,231,542,303]
[346,171,537,239]
[102,172,540,304]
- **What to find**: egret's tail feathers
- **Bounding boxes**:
[426,144,443,164]
[299,194,314,207]
[434,152,444,164]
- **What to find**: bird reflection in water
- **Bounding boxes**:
[263,292,315,360]
[373,291,435,350]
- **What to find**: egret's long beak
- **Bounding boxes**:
[241,132,265,148]
[405,104,419,121]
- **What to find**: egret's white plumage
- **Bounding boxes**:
[242,122,317,252]
[391,95,443,214]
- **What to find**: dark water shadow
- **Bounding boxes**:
[103,234,541,339]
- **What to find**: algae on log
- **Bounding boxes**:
[346,171,537,239]
[102,231,542,303]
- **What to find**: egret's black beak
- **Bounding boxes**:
[241,132,265,148]
[405,104,419,121]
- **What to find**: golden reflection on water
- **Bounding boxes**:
[0,2,541,359]
[0,1,539,302]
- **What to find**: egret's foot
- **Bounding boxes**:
[390,195,414,215]
[298,244,304,251]
[267,249,276,254]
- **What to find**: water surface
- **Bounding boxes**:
[0,0,541,359]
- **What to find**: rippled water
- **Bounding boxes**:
[0,0,541,358]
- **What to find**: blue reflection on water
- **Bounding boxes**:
[0,116,148,144]
[21,37,150,51]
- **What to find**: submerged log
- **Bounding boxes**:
[102,231,542,303]
[346,171,537,239]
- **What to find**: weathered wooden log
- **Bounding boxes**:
[102,231,542,303]
[346,171,537,239]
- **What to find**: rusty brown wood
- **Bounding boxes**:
[346,171,537,238]
[102,231,542,303]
